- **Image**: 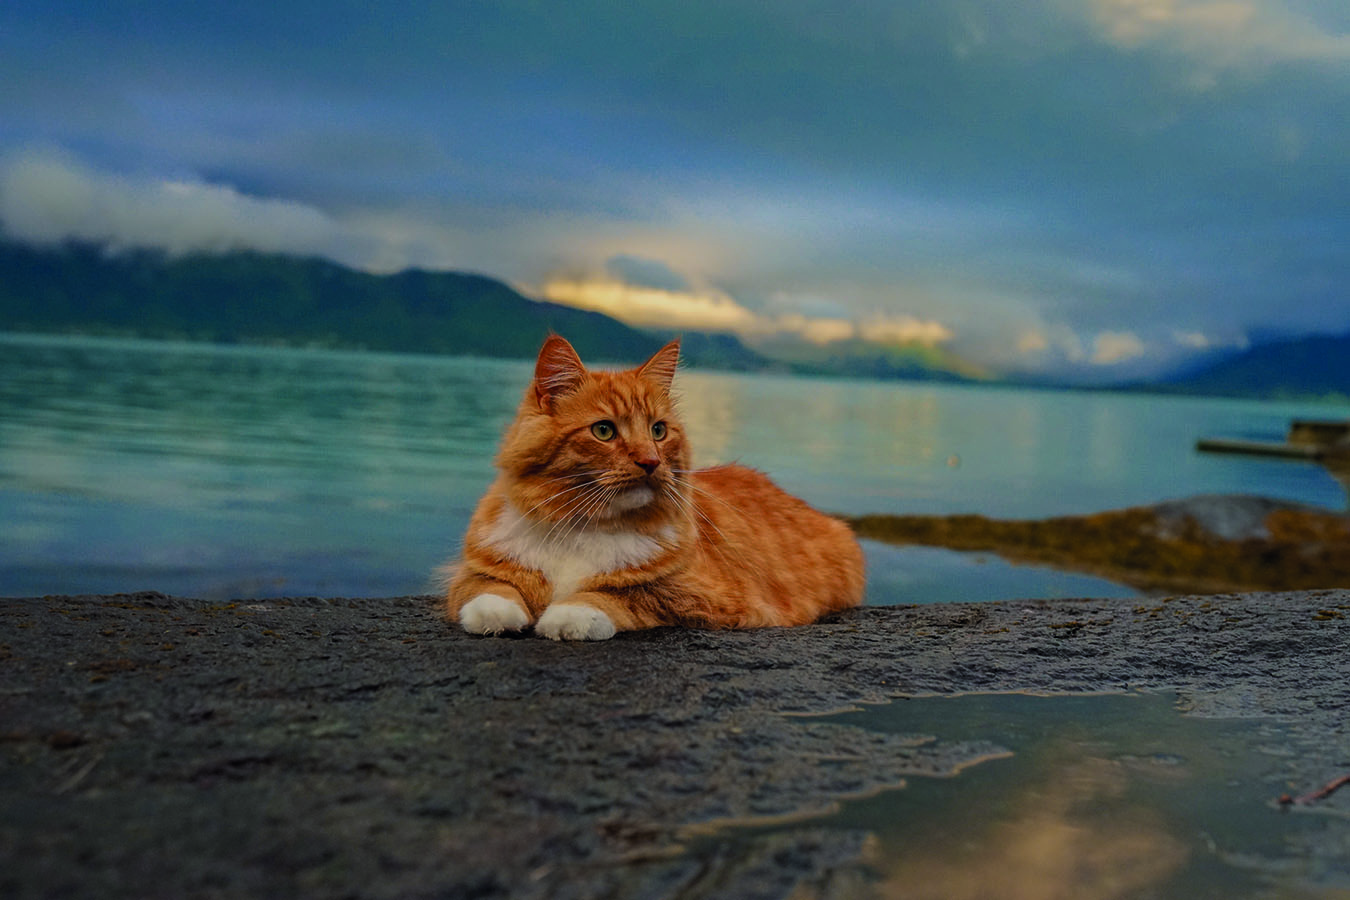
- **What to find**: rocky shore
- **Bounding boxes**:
[851,493,1350,594]
[3,590,1349,898]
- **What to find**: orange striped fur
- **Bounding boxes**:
[446,334,865,640]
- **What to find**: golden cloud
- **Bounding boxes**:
[540,279,760,332]
[1091,330,1147,365]
[1016,329,1052,355]
[859,315,955,347]
[773,314,858,345]
[540,277,955,348]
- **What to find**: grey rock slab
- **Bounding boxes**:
[2,590,1348,898]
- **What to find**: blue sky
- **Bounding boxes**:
[1,1,1347,379]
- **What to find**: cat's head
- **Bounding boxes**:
[498,334,691,526]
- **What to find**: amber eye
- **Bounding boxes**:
[590,420,617,441]
[651,421,667,440]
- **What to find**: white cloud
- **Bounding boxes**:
[1171,329,1251,350]
[1,149,341,255]
[1172,329,1214,348]
[0,148,474,274]
[1088,0,1350,65]
[1091,330,1148,365]
[988,322,1236,380]
[993,322,1148,371]
[1012,324,1088,365]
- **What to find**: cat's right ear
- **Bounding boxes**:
[638,338,681,395]
[532,334,587,411]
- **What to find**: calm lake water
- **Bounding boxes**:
[2,332,1347,601]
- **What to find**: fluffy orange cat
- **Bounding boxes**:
[445,334,865,640]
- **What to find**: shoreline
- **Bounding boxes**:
[850,493,1350,595]
[3,590,1349,898]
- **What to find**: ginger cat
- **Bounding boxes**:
[446,334,865,640]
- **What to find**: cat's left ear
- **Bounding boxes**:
[637,338,681,395]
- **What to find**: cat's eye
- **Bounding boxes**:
[590,420,617,441]
[651,421,668,441]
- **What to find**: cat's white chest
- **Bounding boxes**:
[484,503,668,603]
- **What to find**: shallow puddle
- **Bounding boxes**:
[710,693,1349,899]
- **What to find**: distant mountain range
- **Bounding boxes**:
[2,239,1346,397]
[1147,333,1350,400]
[748,333,985,383]
[0,239,679,365]
[0,240,965,380]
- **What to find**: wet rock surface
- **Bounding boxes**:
[2,590,1349,898]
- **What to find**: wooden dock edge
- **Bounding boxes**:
[1195,438,1325,459]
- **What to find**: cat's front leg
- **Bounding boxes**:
[535,591,642,641]
[447,574,531,636]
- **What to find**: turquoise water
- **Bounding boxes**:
[2,332,1347,600]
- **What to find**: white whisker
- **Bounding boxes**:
[663,480,746,570]
[539,482,609,544]
[494,479,605,542]
[549,482,619,549]
[681,478,747,518]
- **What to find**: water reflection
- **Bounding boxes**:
[877,751,1187,900]
[675,368,1350,518]
[796,693,1340,899]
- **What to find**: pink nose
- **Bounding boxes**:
[634,456,659,474]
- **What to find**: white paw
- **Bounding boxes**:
[460,593,529,636]
[535,604,617,642]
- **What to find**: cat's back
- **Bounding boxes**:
[693,464,855,541]
[689,464,864,621]
[692,463,818,517]
[692,463,841,524]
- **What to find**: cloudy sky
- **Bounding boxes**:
[1,1,1347,379]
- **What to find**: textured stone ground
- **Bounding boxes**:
[2,590,1349,898]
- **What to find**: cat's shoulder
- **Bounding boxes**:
[693,463,787,496]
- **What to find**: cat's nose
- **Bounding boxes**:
[634,456,660,474]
